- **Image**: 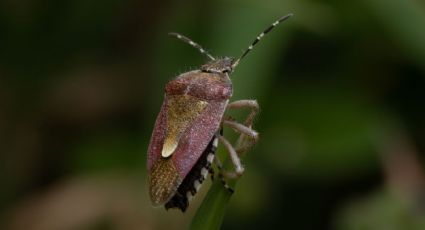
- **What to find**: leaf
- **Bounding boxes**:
[189,178,234,230]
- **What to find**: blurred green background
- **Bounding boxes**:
[1,0,425,229]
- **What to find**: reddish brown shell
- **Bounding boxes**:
[147,70,232,205]
[165,70,232,100]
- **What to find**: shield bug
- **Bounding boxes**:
[147,14,293,212]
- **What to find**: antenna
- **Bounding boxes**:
[169,32,215,61]
[232,14,293,69]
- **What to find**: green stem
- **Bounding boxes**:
[188,171,235,230]
[189,133,250,229]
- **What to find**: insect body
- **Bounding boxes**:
[147,14,293,212]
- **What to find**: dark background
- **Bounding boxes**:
[1,0,425,229]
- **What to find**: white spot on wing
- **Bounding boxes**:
[161,141,177,158]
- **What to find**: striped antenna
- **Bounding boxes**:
[232,14,293,69]
[169,32,215,61]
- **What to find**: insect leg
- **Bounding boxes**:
[226,99,259,127]
[225,99,260,154]
[218,135,244,178]
[213,154,235,193]
[223,119,258,141]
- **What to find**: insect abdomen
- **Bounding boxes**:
[165,135,217,211]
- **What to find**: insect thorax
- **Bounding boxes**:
[201,57,234,73]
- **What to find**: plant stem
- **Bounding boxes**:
[189,133,251,229]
